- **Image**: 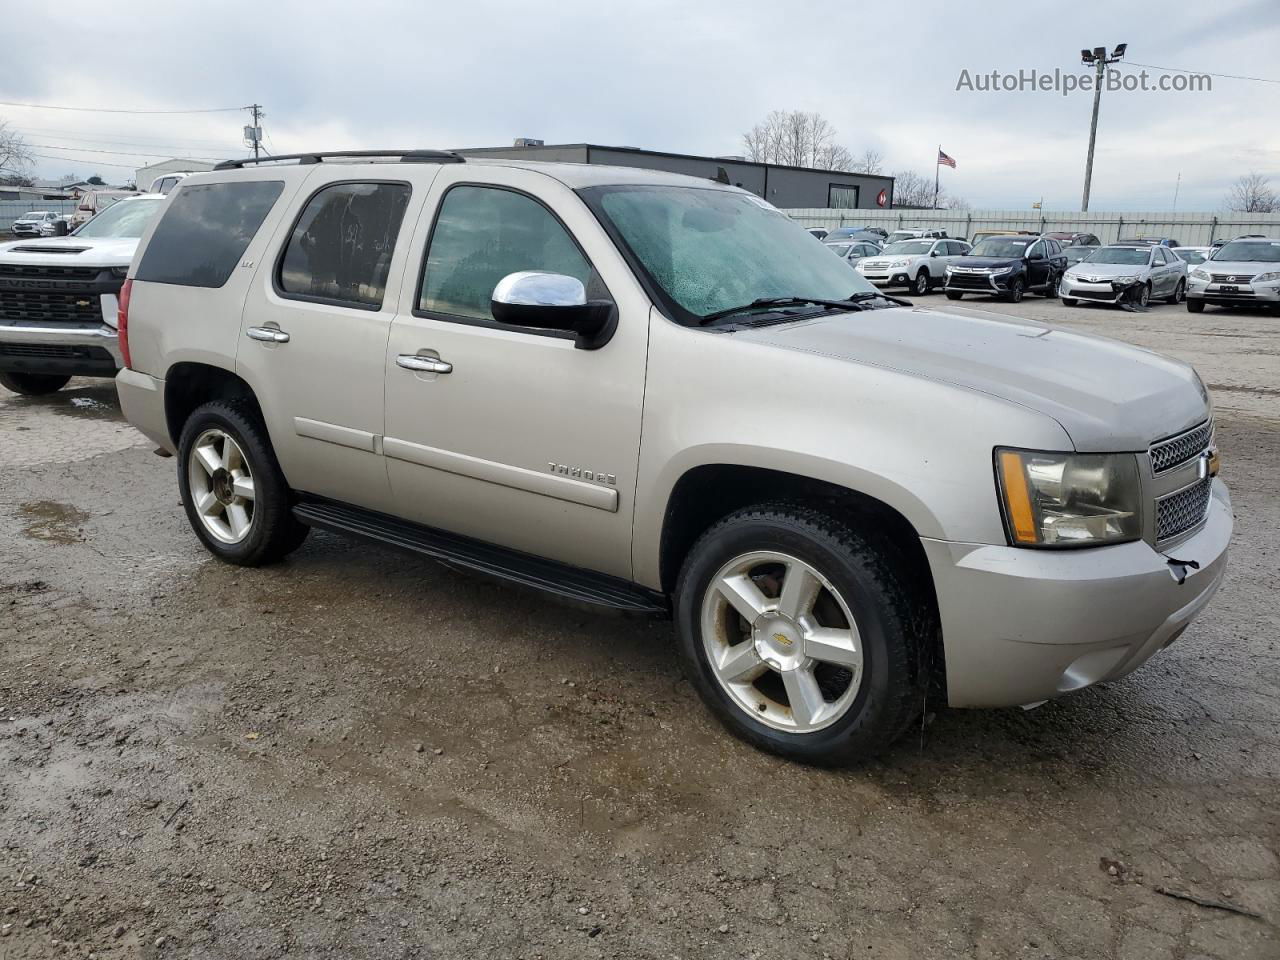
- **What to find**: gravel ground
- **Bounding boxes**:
[1,298,1276,960]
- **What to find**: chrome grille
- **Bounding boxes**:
[1149,420,1212,474]
[1209,273,1254,283]
[1156,477,1213,541]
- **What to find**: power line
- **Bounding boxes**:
[24,142,225,161]
[16,126,244,151]
[0,99,249,115]
[27,152,140,169]
[1123,61,1280,84]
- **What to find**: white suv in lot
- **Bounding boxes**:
[116,151,1229,764]
[1185,236,1280,313]
[855,237,971,295]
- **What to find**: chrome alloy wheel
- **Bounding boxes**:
[188,428,256,544]
[700,551,863,733]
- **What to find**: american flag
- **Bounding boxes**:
[937,149,957,168]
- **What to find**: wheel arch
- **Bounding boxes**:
[163,361,262,447]
[656,462,945,692]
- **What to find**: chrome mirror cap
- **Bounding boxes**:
[492,271,587,308]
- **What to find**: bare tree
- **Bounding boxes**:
[743,110,855,170]
[1224,172,1276,213]
[852,148,884,175]
[0,121,32,178]
[890,170,936,208]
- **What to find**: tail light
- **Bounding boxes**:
[117,279,133,369]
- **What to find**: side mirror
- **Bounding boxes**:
[1027,250,1044,261]
[490,272,615,349]
[930,250,939,257]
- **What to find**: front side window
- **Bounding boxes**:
[135,180,284,288]
[419,185,604,322]
[278,181,411,309]
[583,184,876,322]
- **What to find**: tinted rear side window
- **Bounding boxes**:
[278,181,411,309]
[135,181,284,288]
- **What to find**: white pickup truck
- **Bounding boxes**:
[0,194,165,395]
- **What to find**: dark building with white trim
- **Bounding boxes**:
[457,143,894,210]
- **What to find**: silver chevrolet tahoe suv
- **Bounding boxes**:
[116,151,1231,765]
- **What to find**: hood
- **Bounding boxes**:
[1066,261,1149,279]
[736,305,1208,451]
[1198,259,1273,279]
[951,256,1022,270]
[0,235,139,268]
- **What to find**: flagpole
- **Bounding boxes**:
[933,145,940,210]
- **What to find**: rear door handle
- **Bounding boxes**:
[247,326,290,344]
[396,354,452,374]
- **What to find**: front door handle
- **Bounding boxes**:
[396,354,452,374]
[247,326,290,344]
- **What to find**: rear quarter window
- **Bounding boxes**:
[135,181,284,288]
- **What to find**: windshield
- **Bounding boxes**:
[880,240,932,256]
[1064,247,1090,263]
[74,197,164,239]
[21,212,49,219]
[886,232,917,242]
[826,243,853,257]
[970,238,1031,258]
[1175,249,1208,265]
[584,185,877,322]
[1212,240,1280,263]
[1083,247,1151,265]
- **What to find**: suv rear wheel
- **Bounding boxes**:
[177,400,309,566]
[0,372,71,396]
[674,504,929,765]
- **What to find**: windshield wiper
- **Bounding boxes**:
[698,296,871,326]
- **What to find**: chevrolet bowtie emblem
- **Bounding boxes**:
[773,632,793,647]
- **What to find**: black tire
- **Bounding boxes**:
[0,372,71,396]
[674,503,932,766]
[945,290,963,301]
[176,399,309,566]
[1003,277,1025,303]
[1062,298,1078,306]
[912,271,931,296]
[1138,283,1151,308]
[1041,273,1060,298]
[1167,279,1185,305]
[1187,299,1205,313]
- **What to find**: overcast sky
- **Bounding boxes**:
[4,0,1277,211]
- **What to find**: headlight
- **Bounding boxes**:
[995,449,1142,547]
[1190,268,1210,281]
[989,266,1013,276]
[110,266,129,279]
[1253,271,1280,283]
[1112,275,1139,283]
[888,259,909,268]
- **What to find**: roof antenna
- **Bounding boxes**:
[711,166,731,185]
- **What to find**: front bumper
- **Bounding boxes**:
[0,321,122,375]
[923,477,1231,708]
[858,270,912,288]
[944,271,1017,295]
[1058,277,1130,303]
[1187,278,1280,307]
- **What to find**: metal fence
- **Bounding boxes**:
[783,208,1280,247]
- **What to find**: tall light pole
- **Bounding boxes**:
[1080,43,1126,212]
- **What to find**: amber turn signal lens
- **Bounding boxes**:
[999,450,1039,544]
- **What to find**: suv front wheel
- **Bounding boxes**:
[177,400,309,566]
[674,504,929,765]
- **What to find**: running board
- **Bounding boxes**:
[292,496,668,616]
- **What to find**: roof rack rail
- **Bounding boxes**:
[214,150,465,170]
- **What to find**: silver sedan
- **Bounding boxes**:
[1059,244,1188,307]
[824,239,882,267]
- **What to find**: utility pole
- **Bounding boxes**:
[244,104,264,159]
[1079,44,1126,212]
[1172,171,1182,213]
